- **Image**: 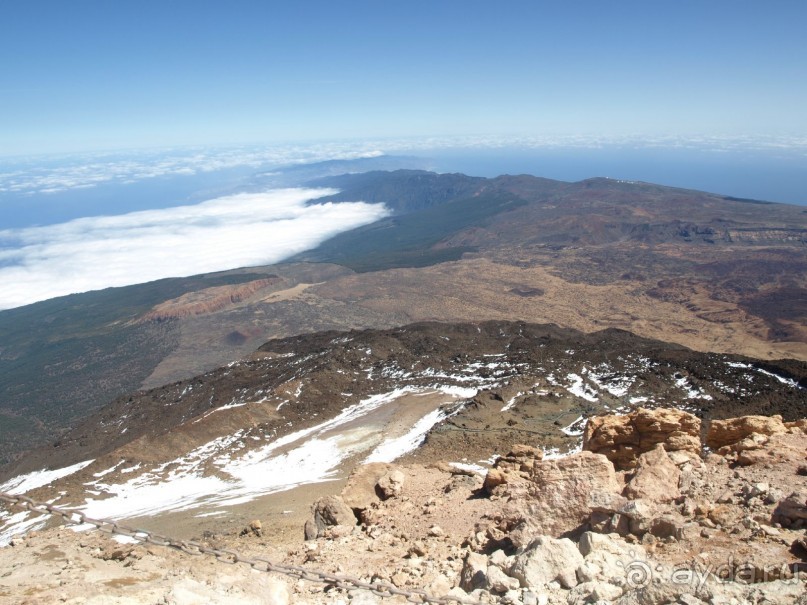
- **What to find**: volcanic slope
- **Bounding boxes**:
[2,169,807,465]
[2,321,804,547]
[133,170,807,394]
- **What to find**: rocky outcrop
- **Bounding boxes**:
[482,444,543,493]
[706,414,788,449]
[340,463,394,512]
[773,490,807,527]
[583,407,701,469]
[338,463,406,529]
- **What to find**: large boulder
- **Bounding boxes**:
[509,536,584,590]
[623,445,681,503]
[584,408,701,469]
[705,415,787,450]
[305,495,356,540]
[503,451,621,546]
[376,469,405,500]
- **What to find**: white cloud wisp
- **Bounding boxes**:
[0,187,388,309]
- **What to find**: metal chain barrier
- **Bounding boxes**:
[0,491,484,604]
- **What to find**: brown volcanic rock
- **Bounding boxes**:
[583,407,701,469]
[582,415,641,469]
[706,414,788,449]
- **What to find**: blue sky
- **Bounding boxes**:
[2,0,806,155]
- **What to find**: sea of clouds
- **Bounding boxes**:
[3,134,805,197]
[0,188,388,310]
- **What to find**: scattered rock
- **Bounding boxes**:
[649,516,684,540]
[773,491,807,524]
[486,564,520,593]
[708,504,738,528]
[509,536,584,590]
[460,552,489,591]
[377,469,406,500]
[239,519,263,538]
[568,580,624,604]
[618,499,656,536]
[427,574,452,597]
[306,495,356,539]
[488,549,512,572]
[483,468,509,493]
[408,540,427,557]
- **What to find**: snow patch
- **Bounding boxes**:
[0,511,49,547]
[0,460,94,495]
[565,373,599,402]
[501,391,524,412]
[543,442,583,460]
[434,385,478,398]
[92,462,124,479]
[588,371,634,398]
[365,405,456,464]
[674,376,713,400]
[754,367,802,389]
[560,415,586,436]
[449,462,487,475]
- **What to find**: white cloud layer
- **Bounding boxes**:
[0,188,388,310]
[0,146,386,196]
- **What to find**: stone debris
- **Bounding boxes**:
[2,408,807,604]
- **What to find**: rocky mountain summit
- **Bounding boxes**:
[1,407,806,605]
